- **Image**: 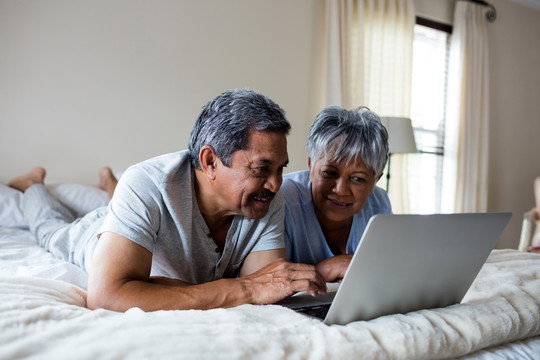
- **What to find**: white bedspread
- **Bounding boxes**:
[1,228,539,359]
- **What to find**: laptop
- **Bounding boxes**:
[277,212,512,325]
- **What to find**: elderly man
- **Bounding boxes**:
[8,88,326,312]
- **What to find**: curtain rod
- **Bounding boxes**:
[463,0,497,22]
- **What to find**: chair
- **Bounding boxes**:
[518,177,540,253]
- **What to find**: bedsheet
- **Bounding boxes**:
[1,226,539,360]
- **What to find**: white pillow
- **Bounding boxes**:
[0,183,110,228]
[0,185,25,228]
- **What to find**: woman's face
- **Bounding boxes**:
[309,156,381,226]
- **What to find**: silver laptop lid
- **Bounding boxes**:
[324,212,512,325]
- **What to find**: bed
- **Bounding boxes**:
[1,182,540,360]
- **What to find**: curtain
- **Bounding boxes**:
[441,1,490,213]
[324,0,416,213]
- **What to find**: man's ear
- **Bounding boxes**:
[199,145,218,180]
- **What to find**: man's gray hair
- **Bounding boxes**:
[189,88,290,168]
[307,105,389,177]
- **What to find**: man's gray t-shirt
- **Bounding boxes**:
[99,150,285,284]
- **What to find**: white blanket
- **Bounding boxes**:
[1,240,539,360]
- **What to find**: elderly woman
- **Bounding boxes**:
[282,105,392,282]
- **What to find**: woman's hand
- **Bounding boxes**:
[316,254,353,283]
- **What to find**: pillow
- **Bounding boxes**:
[0,183,110,228]
[0,185,25,228]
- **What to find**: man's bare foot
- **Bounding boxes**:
[7,167,47,192]
[98,167,118,198]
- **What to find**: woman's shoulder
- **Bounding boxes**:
[282,170,310,202]
[366,186,392,213]
[283,170,310,182]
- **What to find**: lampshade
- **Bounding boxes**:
[380,117,418,154]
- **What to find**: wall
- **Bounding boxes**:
[486,0,540,248]
[0,0,325,184]
[1,0,539,249]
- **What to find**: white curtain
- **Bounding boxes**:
[324,0,415,213]
[441,1,490,213]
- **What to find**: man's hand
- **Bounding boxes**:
[240,259,327,305]
[316,254,353,283]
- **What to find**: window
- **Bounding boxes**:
[407,20,451,214]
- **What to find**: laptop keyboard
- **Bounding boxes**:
[294,303,331,320]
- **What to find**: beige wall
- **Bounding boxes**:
[0,0,325,183]
[486,0,540,249]
[1,0,539,249]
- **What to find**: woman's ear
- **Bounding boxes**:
[199,145,218,180]
[371,173,384,194]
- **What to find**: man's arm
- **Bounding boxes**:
[239,248,285,276]
[87,232,326,312]
[238,248,328,301]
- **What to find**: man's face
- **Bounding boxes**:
[215,130,289,219]
[309,156,379,226]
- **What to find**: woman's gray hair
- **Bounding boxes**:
[307,105,389,177]
[189,88,290,169]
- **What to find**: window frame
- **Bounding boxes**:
[407,17,452,214]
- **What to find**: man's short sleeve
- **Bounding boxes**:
[99,166,163,253]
